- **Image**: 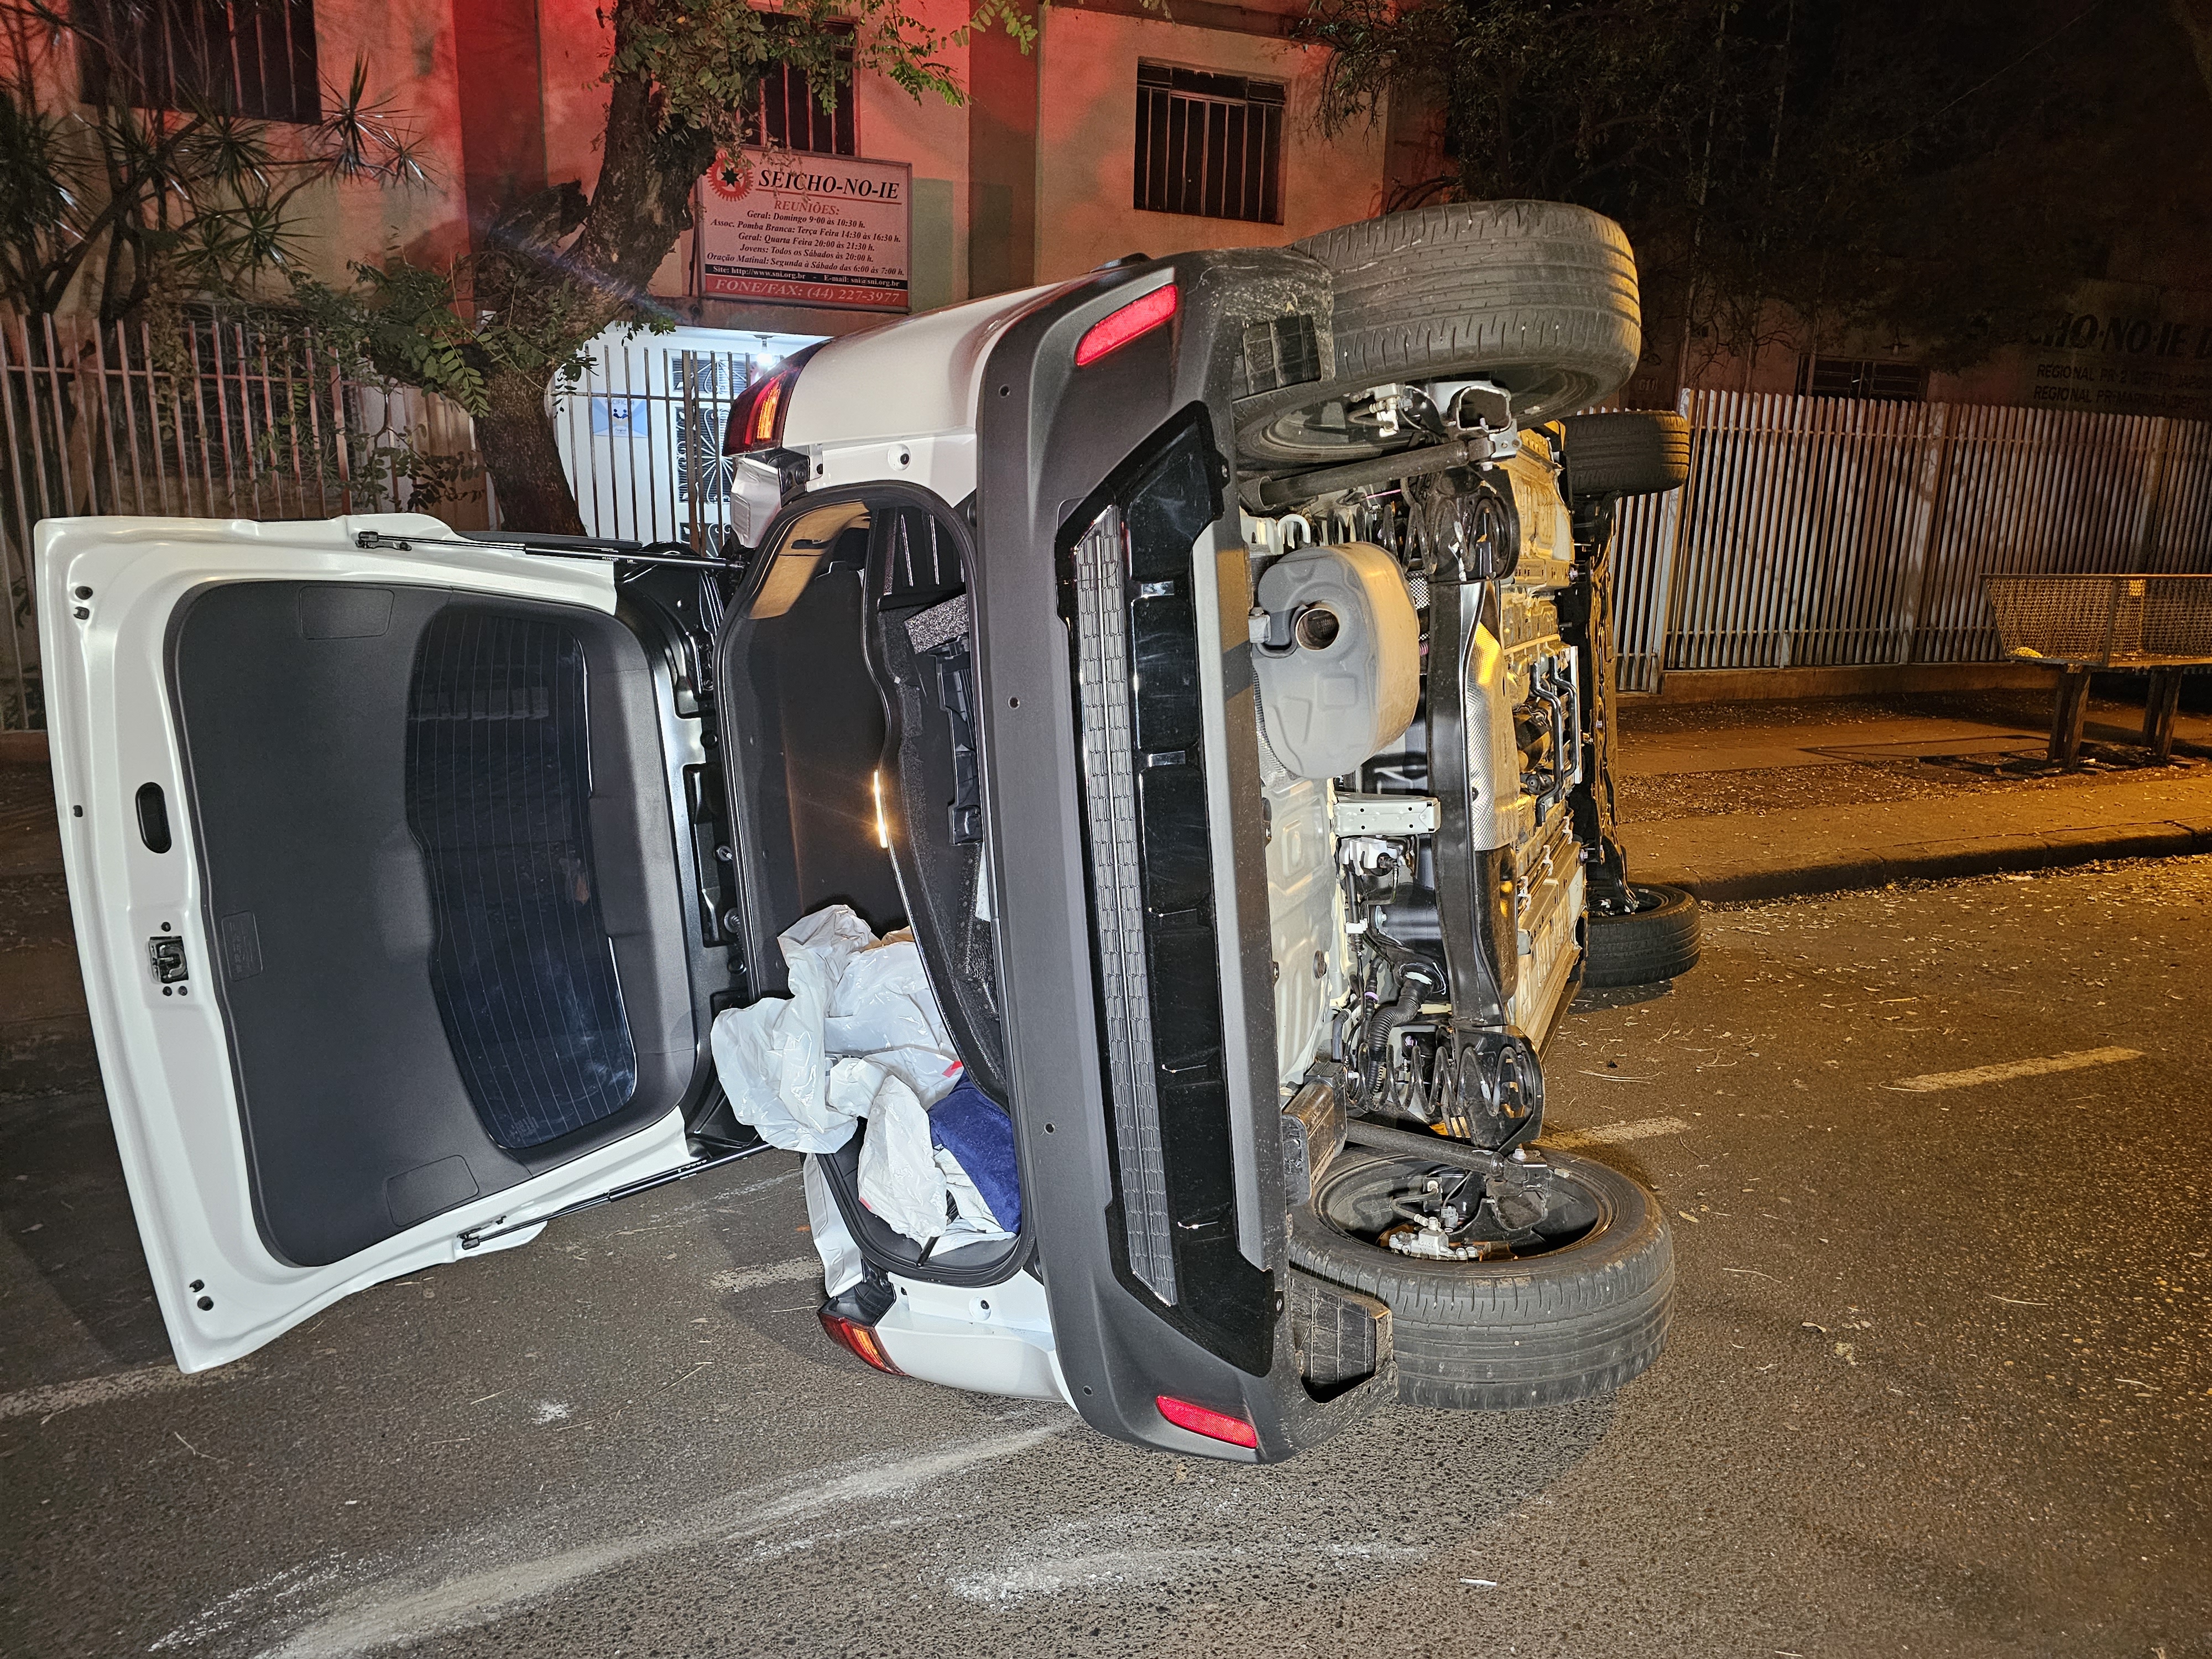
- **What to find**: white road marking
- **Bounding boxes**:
[152,1563,352,1652]
[1890,1046,2142,1093]
[707,1256,822,1295]
[0,1362,201,1422]
[252,1423,1068,1658]
[951,1546,1216,1601]
[1542,1115,1692,1150]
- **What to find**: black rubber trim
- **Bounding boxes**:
[811,1134,1033,1288]
[716,479,1030,1291]
[974,251,1397,1460]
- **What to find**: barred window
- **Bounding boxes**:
[76,0,321,125]
[1134,61,1283,225]
[756,33,856,155]
[1801,356,1927,403]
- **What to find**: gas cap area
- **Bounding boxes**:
[1248,541,1420,780]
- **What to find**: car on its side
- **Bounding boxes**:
[40,200,1695,1462]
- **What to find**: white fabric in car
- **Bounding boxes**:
[715,902,997,1247]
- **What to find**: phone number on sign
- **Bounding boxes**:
[701,276,907,308]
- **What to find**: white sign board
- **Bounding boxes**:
[695,149,912,312]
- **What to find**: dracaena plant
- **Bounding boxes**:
[0,0,423,326]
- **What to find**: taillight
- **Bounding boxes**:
[819,1309,906,1375]
[1155,1394,1258,1449]
[1074,283,1178,367]
[723,346,820,454]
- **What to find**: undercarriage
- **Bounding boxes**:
[1251,421,1595,1168]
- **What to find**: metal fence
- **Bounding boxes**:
[1,310,484,729]
[12,326,2212,728]
[1612,390,2212,690]
[549,323,822,550]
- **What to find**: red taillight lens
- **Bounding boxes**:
[1074,283,1178,367]
[724,345,823,455]
[819,1310,906,1375]
[1155,1393,1258,1449]
[723,369,791,455]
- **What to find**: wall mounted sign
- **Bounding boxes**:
[695,149,912,312]
[2026,280,2212,420]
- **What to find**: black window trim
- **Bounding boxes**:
[753,20,858,158]
[1133,56,1285,226]
[76,0,324,126]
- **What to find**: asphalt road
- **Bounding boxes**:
[4,858,2209,1658]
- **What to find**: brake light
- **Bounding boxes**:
[1155,1393,1258,1449]
[724,348,819,454]
[724,373,787,453]
[1074,283,1178,367]
[819,1309,906,1375]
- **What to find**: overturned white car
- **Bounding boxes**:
[41,200,1696,1462]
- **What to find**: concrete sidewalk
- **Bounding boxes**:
[1626,769,2212,899]
[1611,688,2212,900]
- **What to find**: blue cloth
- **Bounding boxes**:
[927,1078,1022,1233]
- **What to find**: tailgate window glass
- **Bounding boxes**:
[407,608,639,1147]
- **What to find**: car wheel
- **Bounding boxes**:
[1288,1146,1673,1410]
[1583,882,1701,988]
[1560,410,1691,500]
[1236,200,1642,471]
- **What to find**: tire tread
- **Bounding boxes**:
[1276,200,1642,435]
[1583,884,1700,989]
[1561,411,1692,500]
[1288,1148,1674,1411]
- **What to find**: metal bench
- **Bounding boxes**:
[1983,573,2212,766]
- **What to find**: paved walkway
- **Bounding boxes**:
[1612,689,2212,899]
[0,760,85,1102]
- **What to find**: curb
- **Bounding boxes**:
[1639,820,2212,902]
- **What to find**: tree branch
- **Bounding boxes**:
[2171,0,2212,104]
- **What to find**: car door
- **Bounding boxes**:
[38,512,712,1373]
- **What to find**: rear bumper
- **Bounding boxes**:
[971,254,1395,1458]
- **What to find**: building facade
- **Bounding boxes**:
[16,2,2207,402]
[204,0,1392,338]
[1613,275,2212,426]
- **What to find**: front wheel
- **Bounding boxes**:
[1288,1146,1673,1410]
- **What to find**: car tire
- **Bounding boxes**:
[1288,1146,1673,1410]
[1560,410,1691,501]
[1583,883,1701,988]
[1236,200,1642,471]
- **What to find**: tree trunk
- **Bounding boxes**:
[458,55,714,541]
[476,367,585,535]
[2172,0,2212,105]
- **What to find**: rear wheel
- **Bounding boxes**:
[1238,200,1642,471]
[1583,883,1701,988]
[1288,1146,1673,1410]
